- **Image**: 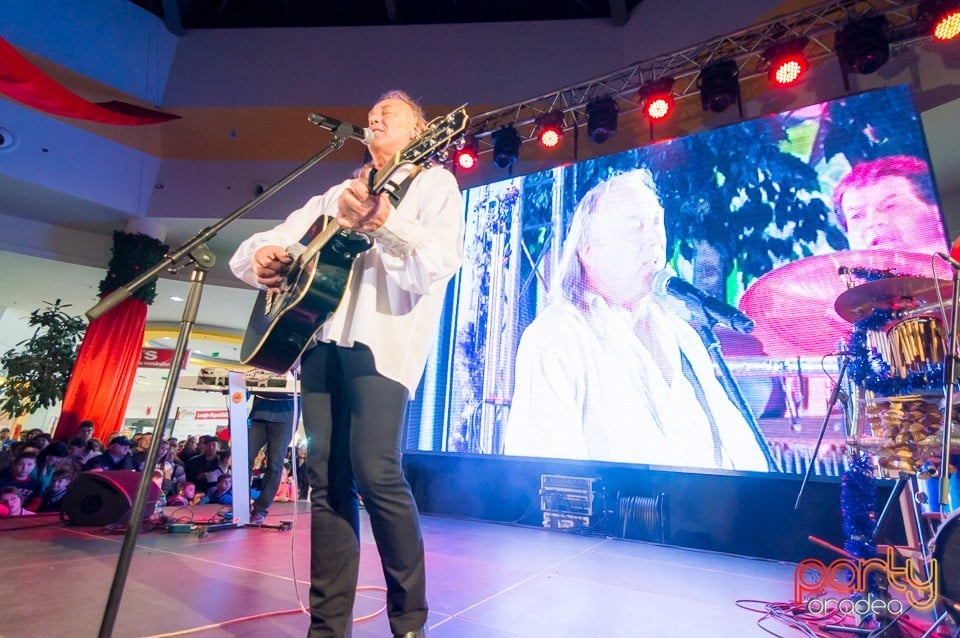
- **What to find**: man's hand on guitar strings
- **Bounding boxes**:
[337,177,391,233]
[252,245,294,290]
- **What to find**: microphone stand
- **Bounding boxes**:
[89,127,357,638]
[939,261,960,507]
[696,317,776,471]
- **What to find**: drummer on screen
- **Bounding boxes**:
[832,155,947,255]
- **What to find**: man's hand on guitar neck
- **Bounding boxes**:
[252,245,293,290]
[337,176,391,233]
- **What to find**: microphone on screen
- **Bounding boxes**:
[652,269,755,334]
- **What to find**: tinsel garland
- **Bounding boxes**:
[841,452,885,612]
[98,231,169,305]
[841,451,878,562]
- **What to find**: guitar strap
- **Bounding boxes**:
[371,164,422,206]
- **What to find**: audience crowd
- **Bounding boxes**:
[0,422,308,518]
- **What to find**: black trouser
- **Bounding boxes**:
[248,417,292,513]
[300,341,427,638]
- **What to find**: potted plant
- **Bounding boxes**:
[0,299,86,417]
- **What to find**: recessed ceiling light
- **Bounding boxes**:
[169,296,184,302]
[0,126,15,151]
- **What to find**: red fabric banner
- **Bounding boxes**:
[54,297,148,443]
[0,35,179,125]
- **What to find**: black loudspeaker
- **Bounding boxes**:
[62,470,160,526]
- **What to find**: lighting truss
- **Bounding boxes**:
[465,0,928,156]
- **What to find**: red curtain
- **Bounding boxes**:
[54,297,147,442]
[0,35,179,125]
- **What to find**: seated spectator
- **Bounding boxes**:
[0,486,36,517]
[0,426,12,450]
[37,469,73,513]
[185,436,226,494]
[67,438,87,474]
[33,441,70,491]
[155,440,186,497]
[26,431,51,452]
[131,432,153,468]
[82,436,136,472]
[274,463,295,503]
[82,438,104,465]
[0,451,42,510]
[177,436,199,463]
[167,481,203,507]
[76,420,95,444]
[202,473,233,505]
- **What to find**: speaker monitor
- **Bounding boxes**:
[62,470,160,526]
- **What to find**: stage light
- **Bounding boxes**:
[698,60,740,113]
[492,125,521,168]
[920,0,960,41]
[835,15,889,74]
[454,135,478,171]
[534,111,564,149]
[639,78,675,121]
[585,97,618,143]
[763,38,809,87]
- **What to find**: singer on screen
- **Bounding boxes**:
[503,169,768,471]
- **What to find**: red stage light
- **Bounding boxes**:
[534,111,564,149]
[921,0,960,41]
[769,54,808,86]
[644,95,674,120]
[764,38,809,87]
[933,9,960,41]
[455,136,478,171]
[639,78,675,121]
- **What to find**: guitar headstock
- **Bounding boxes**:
[401,106,469,165]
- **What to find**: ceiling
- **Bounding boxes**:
[127,0,644,30]
[0,0,958,372]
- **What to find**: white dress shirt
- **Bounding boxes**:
[504,293,768,471]
[230,166,464,396]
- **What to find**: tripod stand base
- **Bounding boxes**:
[195,520,293,537]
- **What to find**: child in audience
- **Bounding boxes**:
[0,486,35,516]
[167,481,203,507]
[37,469,72,512]
[203,474,233,505]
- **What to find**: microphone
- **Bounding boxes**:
[652,269,756,334]
[940,235,960,269]
[307,113,374,145]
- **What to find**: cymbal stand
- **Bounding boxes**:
[794,354,850,509]
[86,127,357,638]
[939,261,960,507]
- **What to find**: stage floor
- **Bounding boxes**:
[1,503,830,637]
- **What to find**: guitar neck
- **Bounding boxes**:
[298,217,342,266]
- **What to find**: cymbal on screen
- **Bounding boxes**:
[834,276,954,323]
[738,250,943,358]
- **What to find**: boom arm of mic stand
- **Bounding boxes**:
[94,132,352,638]
[940,264,960,507]
[697,321,776,471]
[86,134,349,321]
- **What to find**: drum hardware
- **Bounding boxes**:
[938,254,960,509]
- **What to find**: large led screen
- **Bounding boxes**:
[407,85,949,476]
